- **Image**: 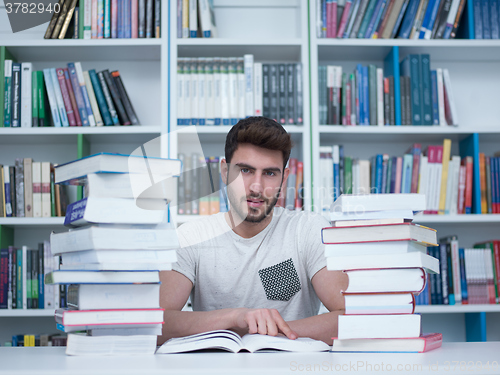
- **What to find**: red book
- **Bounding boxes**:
[463,156,473,214]
[326,0,338,38]
[131,0,139,38]
[457,164,466,214]
[111,0,118,38]
[336,0,352,39]
[56,68,77,126]
[331,333,443,353]
[63,68,82,126]
[408,143,422,194]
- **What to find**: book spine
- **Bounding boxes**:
[154,0,160,37]
[83,0,92,38]
[145,0,153,37]
[83,71,104,126]
[368,65,377,125]
[50,68,70,127]
[36,71,47,127]
[269,64,279,123]
[32,162,42,218]
[103,70,130,125]
[278,64,287,125]
[337,0,353,38]
[397,0,420,38]
[344,0,361,37]
[350,0,371,37]
[63,68,82,126]
[51,0,70,38]
[97,71,120,124]
[244,54,254,119]
[482,0,491,39]
[253,62,263,117]
[42,68,61,127]
[365,0,387,38]
[67,63,89,126]
[23,158,33,218]
[11,63,21,128]
[433,0,452,38]
[74,62,96,126]
[56,68,77,126]
[104,0,111,37]
[357,0,379,38]
[430,70,439,125]
[3,60,13,127]
[31,71,39,127]
[124,0,132,38]
[20,63,32,128]
[295,63,303,125]
[421,54,433,125]
[490,0,500,39]
[111,0,118,38]
[262,64,270,119]
[236,58,245,122]
[111,71,139,125]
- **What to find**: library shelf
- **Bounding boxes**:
[176,125,304,134]
[415,305,500,314]
[415,214,500,224]
[0,218,65,227]
[0,310,55,318]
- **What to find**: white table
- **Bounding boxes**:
[0,342,499,375]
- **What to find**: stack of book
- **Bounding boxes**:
[2,60,139,127]
[45,152,182,355]
[324,193,443,352]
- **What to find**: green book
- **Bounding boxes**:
[344,156,353,194]
[37,71,47,126]
[341,73,347,125]
[16,248,22,309]
[50,167,56,217]
[32,71,39,127]
[368,64,377,126]
[79,0,85,38]
[386,157,393,193]
[474,242,499,303]
[3,60,12,127]
[357,0,379,38]
[31,249,39,308]
[1,47,15,127]
[26,250,32,309]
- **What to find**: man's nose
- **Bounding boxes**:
[249,174,264,194]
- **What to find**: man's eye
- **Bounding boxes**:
[265,171,275,176]
[241,168,250,173]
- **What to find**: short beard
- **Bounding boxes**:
[227,184,283,224]
[244,194,279,223]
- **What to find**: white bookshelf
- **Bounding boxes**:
[0,310,55,318]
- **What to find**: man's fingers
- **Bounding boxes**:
[246,313,258,334]
[255,311,268,335]
[271,310,298,340]
[265,313,279,336]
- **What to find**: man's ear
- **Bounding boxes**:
[282,167,290,186]
[221,158,228,185]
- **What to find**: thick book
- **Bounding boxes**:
[67,283,160,310]
[96,70,119,124]
[344,293,415,315]
[63,197,167,227]
[46,270,160,284]
[54,152,182,184]
[341,267,426,293]
[60,249,177,265]
[50,225,179,254]
[66,333,157,356]
[338,314,421,339]
[330,193,426,213]
[59,262,173,271]
[331,333,442,353]
[55,308,164,326]
[102,69,130,125]
[330,208,414,222]
[157,330,330,354]
[111,70,139,125]
[326,251,440,273]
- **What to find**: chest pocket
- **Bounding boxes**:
[258,258,302,302]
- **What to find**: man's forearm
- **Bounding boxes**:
[158,309,238,345]
[287,310,344,345]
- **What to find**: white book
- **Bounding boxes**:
[417,155,428,195]
[436,68,446,126]
[220,58,230,125]
[45,270,160,284]
[449,156,461,215]
[177,58,185,125]
[237,57,246,121]
[319,146,333,215]
[325,240,427,257]
[197,58,206,125]
[84,0,92,39]
[157,330,329,354]
[74,62,96,126]
[330,193,426,213]
[41,162,51,217]
[50,226,179,254]
[20,62,32,128]
[433,157,442,214]
[425,156,435,212]
[60,249,177,265]
[43,242,55,309]
[189,0,198,38]
[358,160,370,195]
[32,161,42,218]
[66,333,158,356]
[376,67,384,126]
[49,68,69,127]
[213,58,222,125]
[228,57,239,125]
[60,262,173,271]
[56,308,164,326]
[183,58,191,125]
[449,236,462,304]
[42,69,61,127]
[338,314,421,339]
[67,284,160,310]
[197,0,211,37]
[89,325,162,336]
[253,62,263,116]
[352,159,359,196]
[205,58,215,125]
[22,246,28,309]
[83,71,103,126]
[446,0,461,35]
[443,69,458,126]
[244,54,254,118]
[190,58,199,124]
[3,167,12,216]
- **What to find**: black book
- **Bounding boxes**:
[278,64,287,125]
[262,64,270,118]
[97,71,119,125]
[154,0,161,38]
[146,0,154,38]
[44,0,65,39]
[51,0,71,38]
[286,64,294,125]
[177,153,185,215]
[327,85,333,125]
[8,166,15,216]
[71,7,79,39]
[38,242,44,309]
[101,70,131,125]
[11,63,21,128]
[432,0,451,39]
[294,63,303,125]
[269,64,279,122]
[138,0,146,38]
[111,71,140,125]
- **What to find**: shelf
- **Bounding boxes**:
[415,304,500,314]
[415,214,500,224]
[4,40,162,62]
[176,125,304,134]
[0,310,55,317]
[0,217,65,227]
[316,39,500,62]
[176,38,303,46]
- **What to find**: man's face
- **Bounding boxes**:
[223,144,289,224]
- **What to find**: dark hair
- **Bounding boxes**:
[225,117,293,170]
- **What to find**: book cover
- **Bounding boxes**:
[74,62,96,126]
[20,63,32,128]
[56,68,77,126]
[97,70,119,124]
[83,71,104,126]
[67,63,89,126]
[89,69,113,126]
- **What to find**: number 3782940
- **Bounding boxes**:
[5,2,61,14]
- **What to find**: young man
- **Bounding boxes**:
[159,117,347,345]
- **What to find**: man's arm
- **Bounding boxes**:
[286,267,348,345]
[158,270,298,345]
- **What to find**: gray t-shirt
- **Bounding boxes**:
[172,207,329,321]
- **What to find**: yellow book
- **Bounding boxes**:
[438,139,451,214]
[182,0,189,38]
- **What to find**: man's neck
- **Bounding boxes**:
[224,209,274,239]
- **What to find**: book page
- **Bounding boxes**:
[156,330,243,354]
[241,334,330,353]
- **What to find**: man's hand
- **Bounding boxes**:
[233,308,298,340]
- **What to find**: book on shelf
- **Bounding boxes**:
[331,332,443,353]
[157,329,330,353]
[177,0,217,38]
[1,60,140,127]
[11,333,67,347]
[44,0,161,39]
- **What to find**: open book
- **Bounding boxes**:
[156,330,330,353]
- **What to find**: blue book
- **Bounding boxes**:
[459,134,481,213]
[420,54,433,125]
[364,0,386,38]
[358,0,379,38]
[390,0,411,38]
[67,63,89,126]
[49,68,70,127]
[446,244,455,305]
[104,0,111,38]
[389,156,397,193]
[124,0,132,38]
[418,0,438,39]
[383,47,401,125]
[491,0,500,38]
[88,70,113,126]
[38,245,44,310]
[381,155,388,194]
[458,248,468,304]
[356,64,364,124]
[64,198,88,227]
[375,154,383,194]
[401,154,413,194]
[494,158,499,212]
[16,248,22,309]
[400,54,422,125]
[42,68,61,127]
[74,62,95,126]
[117,0,123,38]
[362,66,369,125]
[482,0,491,38]
[473,0,483,39]
[333,161,340,201]
[397,0,420,38]
[430,70,439,125]
[432,246,443,304]
[322,0,327,38]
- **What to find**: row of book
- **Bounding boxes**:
[7,334,67,347]
[2,60,139,128]
[0,159,69,218]
[177,56,304,126]
[319,140,474,215]
[472,0,500,39]
[479,153,500,214]
[324,194,443,353]
[0,242,59,310]
[176,0,217,38]
[318,55,458,126]
[415,238,500,305]
[316,0,466,39]
[176,154,304,215]
[44,0,161,40]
